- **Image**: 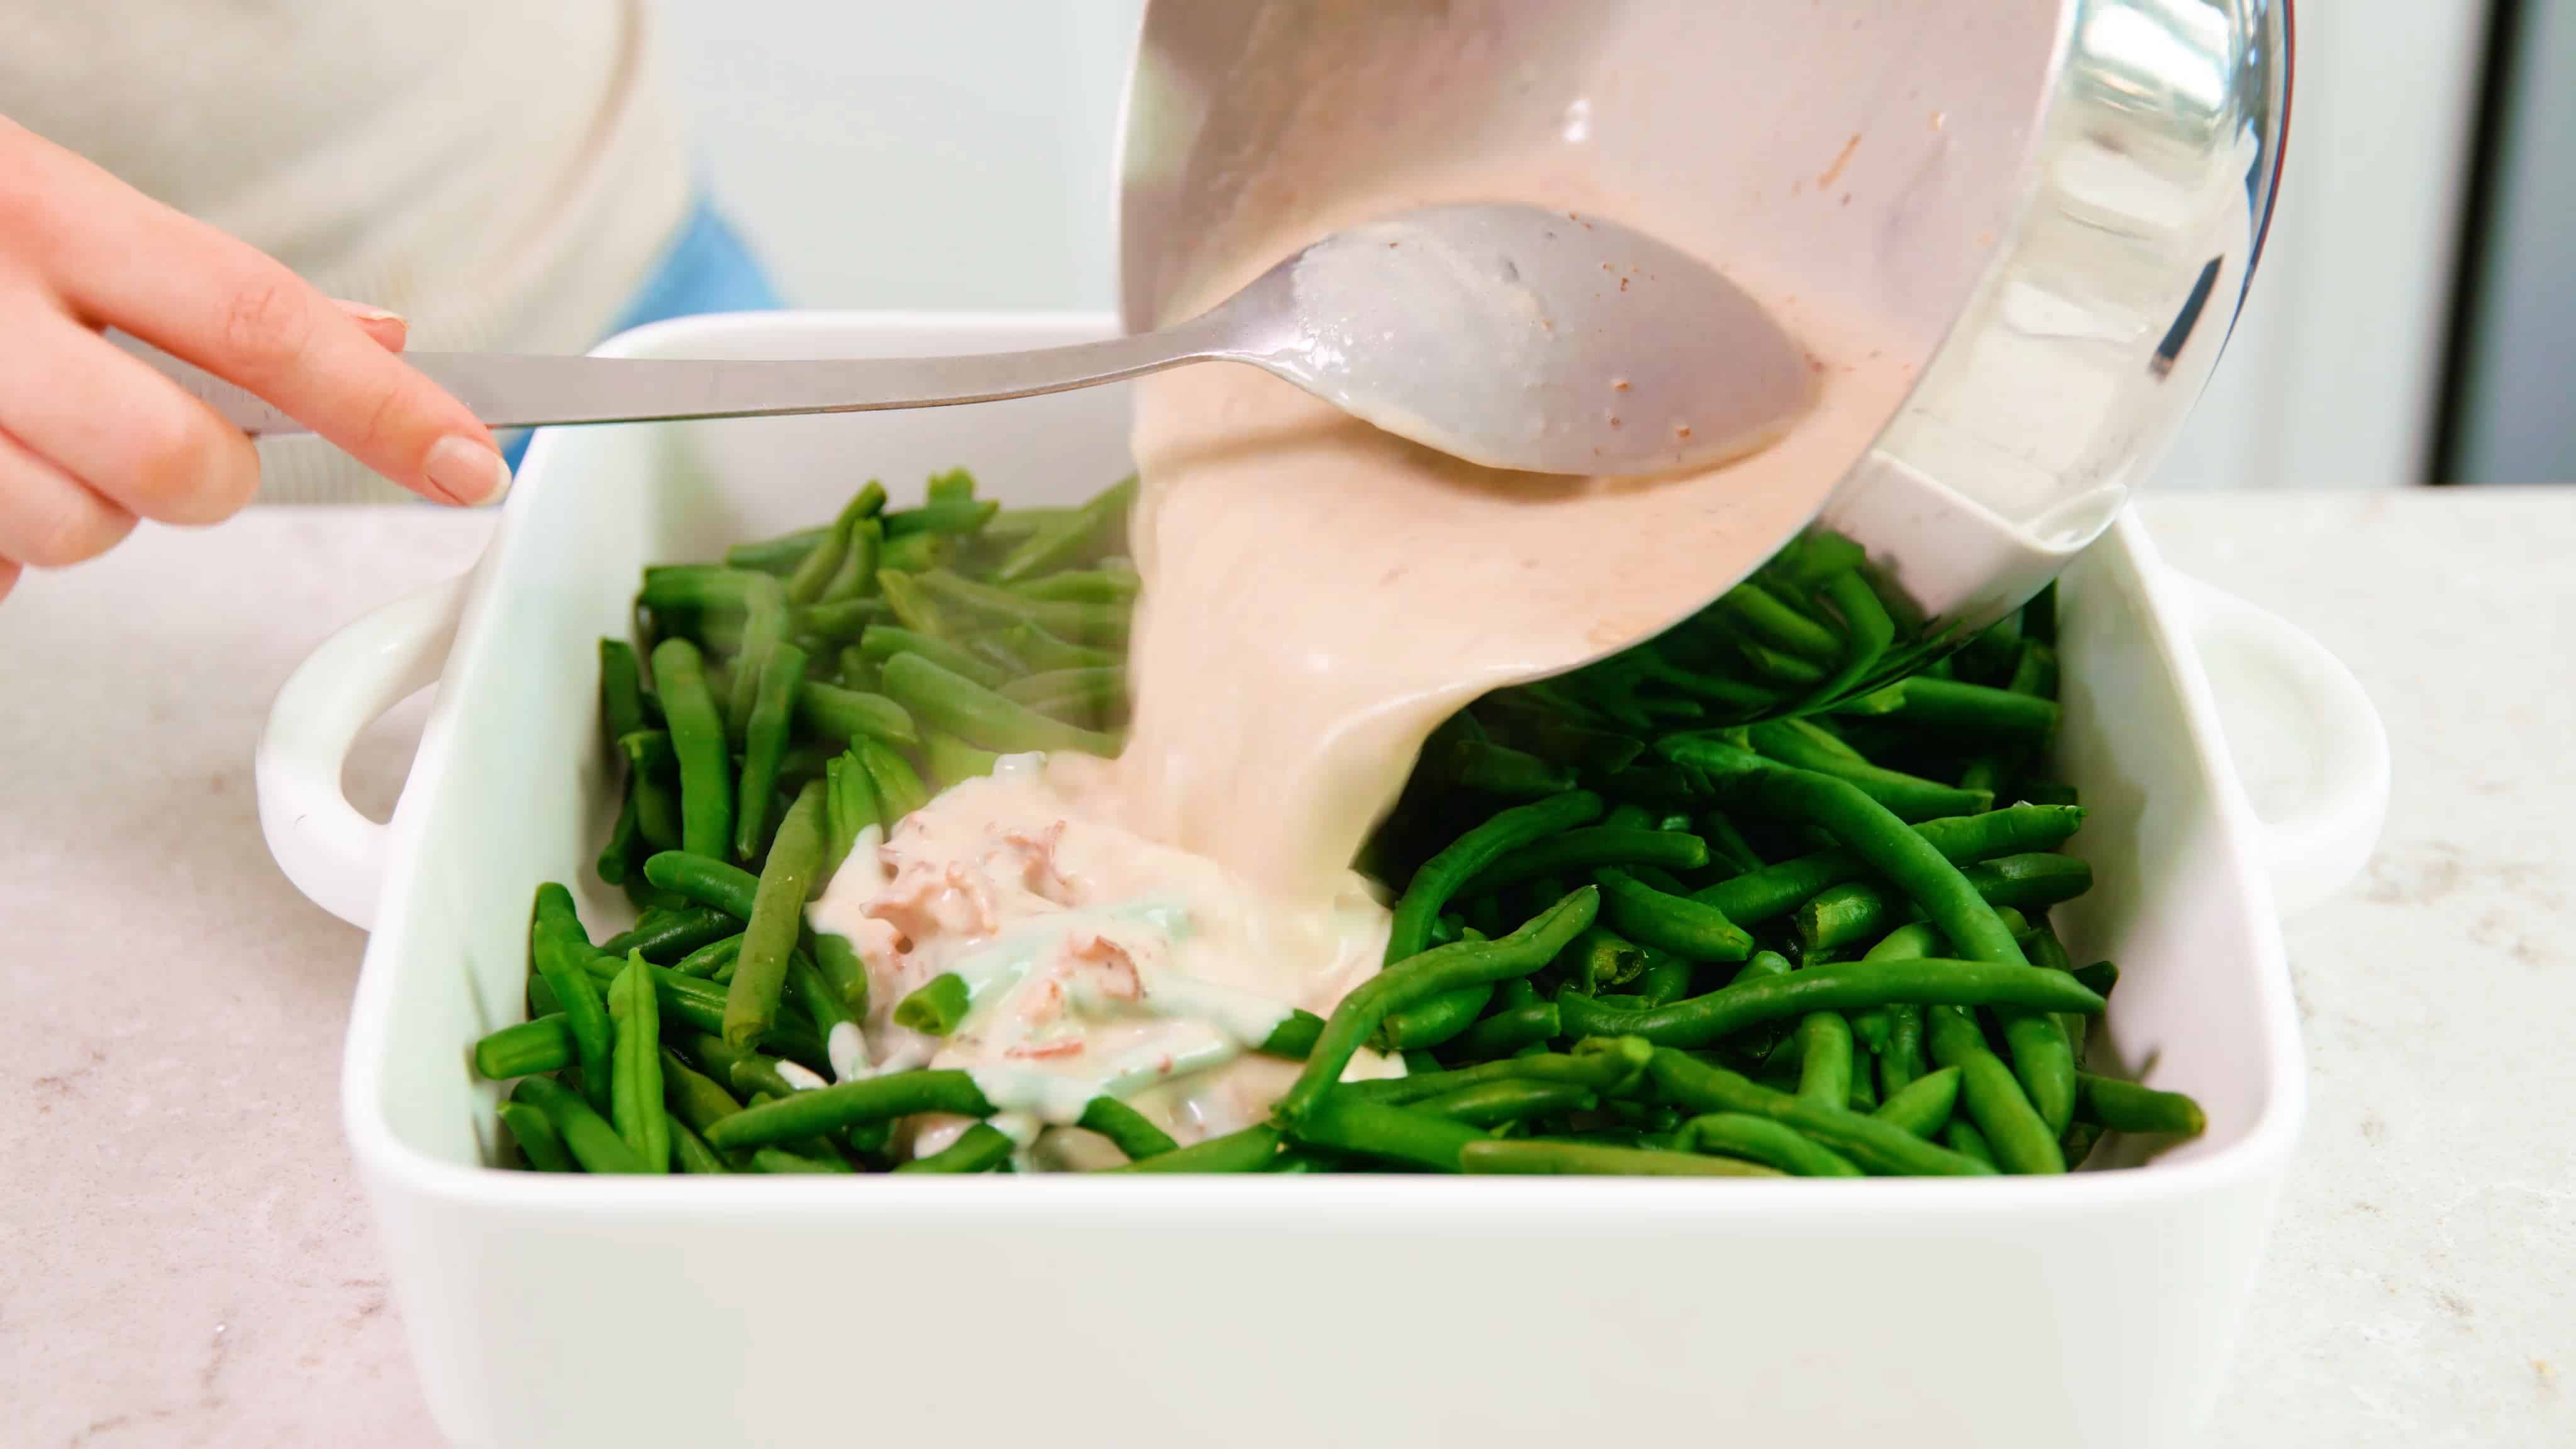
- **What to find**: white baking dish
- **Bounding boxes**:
[258,312,2386,1449]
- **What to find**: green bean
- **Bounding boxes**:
[822,752,882,881]
[601,794,639,894]
[1795,1011,1853,1107]
[975,620,1121,675]
[1995,1006,2077,1138]
[1715,580,1843,661]
[2073,1073,2207,1136]
[586,963,824,1068]
[1282,1092,1484,1172]
[1740,719,1991,819]
[618,730,683,852]
[1384,791,1603,965]
[2071,960,2119,999]
[1877,676,2059,747]
[994,474,1135,582]
[648,638,735,859]
[1681,1113,1863,1177]
[530,885,613,1109]
[669,1120,732,1174]
[856,625,1011,689]
[1927,1006,2062,1174]
[879,653,1119,757]
[1641,1048,1996,1175]
[1792,853,2096,954]
[1006,568,1140,605]
[821,516,885,604]
[512,1076,649,1174]
[1355,1038,1656,1106]
[1105,1123,1281,1173]
[2025,920,2088,1066]
[1461,828,1712,897]
[787,482,889,606]
[724,525,828,576]
[1257,1009,1324,1060]
[892,972,970,1036]
[1689,804,2087,925]
[1943,1119,1997,1169]
[735,643,809,860]
[659,1048,745,1136]
[998,665,1127,720]
[784,952,860,1079]
[1076,1097,1179,1162]
[1596,867,1752,962]
[1277,887,1601,1123]
[1375,982,1494,1052]
[1613,951,1691,1009]
[982,505,1073,541]
[924,731,1001,786]
[497,1100,575,1172]
[884,496,999,540]
[811,930,869,1019]
[1955,609,2023,686]
[600,636,650,750]
[796,681,920,748]
[702,1069,994,1150]
[913,569,1130,647]
[1407,1078,1596,1127]
[669,932,743,980]
[893,1123,1016,1173]
[1797,569,1897,710]
[1449,1001,1562,1060]
[749,1147,848,1174]
[1461,1140,1784,1176]
[1468,701,1645,775]
[471,1015,572,1079]
[641,852,757,918]
[599,904,737,963]
[1671,741,2033,972]
[724,780,825,1050]
[606,955,671,1172]
[877,530,956,577]
[1872,1065,1962,1138]
[2059,1119,2103,1169]
[1445,740,1577,797]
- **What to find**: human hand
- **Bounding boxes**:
[0,116,509,603]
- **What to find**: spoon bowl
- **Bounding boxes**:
[1236,204,1814,476]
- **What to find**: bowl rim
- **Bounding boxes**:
[336,309,2306,1220]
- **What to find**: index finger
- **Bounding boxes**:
[21,133,509,506]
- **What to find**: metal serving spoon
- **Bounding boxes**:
[140,203,1813,478]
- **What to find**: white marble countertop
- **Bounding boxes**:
[2,491,2569,1446]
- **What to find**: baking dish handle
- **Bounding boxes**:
[2165,570,2390,919]
[255,573,469,930]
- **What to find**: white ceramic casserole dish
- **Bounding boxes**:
[258,311,2385,1449]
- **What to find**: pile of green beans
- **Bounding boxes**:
[475,477,2206,1179]
[475,469,1140,1174]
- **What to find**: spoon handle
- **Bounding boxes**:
[118,322,1229,437]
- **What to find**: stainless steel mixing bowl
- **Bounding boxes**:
[1116,0,2291,709]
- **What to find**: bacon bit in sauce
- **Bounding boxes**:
[1007,1038,1085,1061]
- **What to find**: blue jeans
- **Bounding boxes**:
[500,197,781,470]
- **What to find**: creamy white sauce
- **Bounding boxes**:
[803,146,1915,1167]
[806,752,1398,1148]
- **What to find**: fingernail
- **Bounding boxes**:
[332,297,407,325]
[423,435,512,507]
